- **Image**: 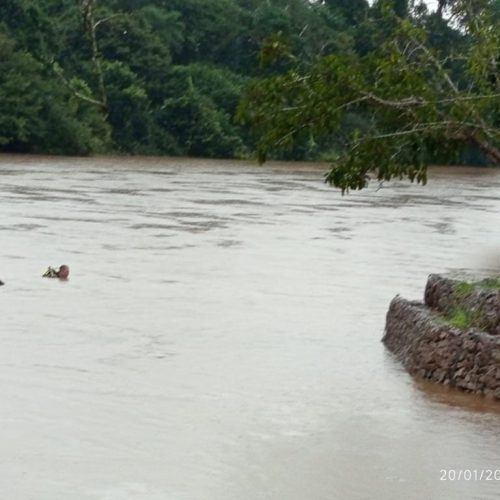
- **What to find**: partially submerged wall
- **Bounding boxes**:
[425,274,500,335]
[383,275,500,400]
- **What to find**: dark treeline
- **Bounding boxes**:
[0,0,487,160]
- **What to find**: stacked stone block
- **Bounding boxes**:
[383,275,500,400]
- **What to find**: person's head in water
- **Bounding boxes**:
[57,265,69,279]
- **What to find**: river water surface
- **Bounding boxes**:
[1,156,500,500]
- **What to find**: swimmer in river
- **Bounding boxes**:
[43,265,70,280]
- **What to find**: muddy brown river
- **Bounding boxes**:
[1,156,500,500]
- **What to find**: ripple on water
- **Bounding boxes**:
[1,158,500,500]
[0,223,46,231]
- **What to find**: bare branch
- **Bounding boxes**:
[363,92,500,108]
[79,0,108,111]
[93,13,124,31]
[51,63,105,108]
[362,93,426,108]
[355,120,499,143]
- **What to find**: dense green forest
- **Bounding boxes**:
[0,0,498,172]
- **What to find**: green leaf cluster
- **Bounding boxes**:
[0,0,498,171]
[239,0,500,192]
[3,0,343,157]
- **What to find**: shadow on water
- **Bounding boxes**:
[415,379,500,415]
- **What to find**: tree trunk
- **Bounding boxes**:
[470,134,500,164]
[80,0,107,114]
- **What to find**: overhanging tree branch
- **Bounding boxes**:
[240,0,500,191]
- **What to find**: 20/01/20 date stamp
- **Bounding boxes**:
[440,469,500,481]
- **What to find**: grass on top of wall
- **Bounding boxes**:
[446,307,485,330]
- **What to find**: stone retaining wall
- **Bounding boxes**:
[383,275,500,400]
[424,274,500,335]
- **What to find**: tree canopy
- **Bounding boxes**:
[0,0,498,180]
[240,0,500,191]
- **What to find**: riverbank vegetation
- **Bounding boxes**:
[240,0,500,191]
[0,0,498,185]
[440,276,500,331]
[446,307,487,330]
[454,278,500,296]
